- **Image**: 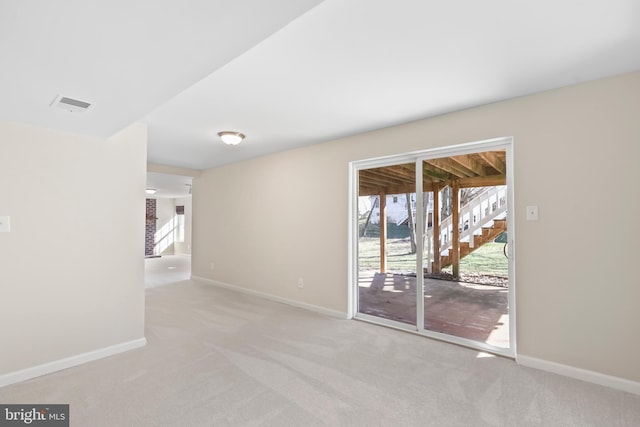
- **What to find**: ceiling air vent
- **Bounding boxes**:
[50,94,93,113]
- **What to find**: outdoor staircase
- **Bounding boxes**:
[429,186,507,271]
[438,218,506,268]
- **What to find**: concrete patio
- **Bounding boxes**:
[358,272,509,348]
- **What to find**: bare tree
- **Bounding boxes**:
[406,193,417,254]
[361,196,378,237]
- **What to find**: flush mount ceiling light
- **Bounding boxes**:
[218,131,245,146]
[145,189,157,195]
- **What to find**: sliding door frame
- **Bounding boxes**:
[348,137,516,358]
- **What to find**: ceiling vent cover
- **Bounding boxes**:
[50,94,92,113]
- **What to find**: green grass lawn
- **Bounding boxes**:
[358,237,508,277]
[443,242,508,277]
[358,237,417,272]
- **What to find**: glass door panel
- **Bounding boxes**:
[421,153,510,349]
[357,163,417,326]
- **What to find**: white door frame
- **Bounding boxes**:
[348,136,516,358]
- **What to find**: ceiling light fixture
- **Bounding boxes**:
[145,189,157,195]
[218,131,245,146]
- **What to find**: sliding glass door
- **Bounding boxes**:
[352,139,514,356]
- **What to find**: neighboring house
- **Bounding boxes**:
[362,194,434,226]
[365,194,412,226]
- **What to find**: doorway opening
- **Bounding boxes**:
[350,138,514,357]
[144,171,194,288]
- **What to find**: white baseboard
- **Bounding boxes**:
[517,354,640,396]
[192,275,349,320]
[0,337,147,388]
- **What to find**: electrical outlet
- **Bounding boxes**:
[526,205,539,221]
[297,277,304,288]
[210,262,215,271]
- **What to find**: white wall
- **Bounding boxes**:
[149,196,192,256]
[154,198,176,255]
[192,72,640,383]
[174,196,192,255]
[0,121,147,379]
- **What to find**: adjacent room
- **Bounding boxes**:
[144,168,194,288]
[1,1,639,425]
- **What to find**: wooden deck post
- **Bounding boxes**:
[451,181,460,278]
[432,186,441,273]
[379,193,387,273]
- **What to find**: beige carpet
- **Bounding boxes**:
[144,254,191,288]
[1,278,639,426]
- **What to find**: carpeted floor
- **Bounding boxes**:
[1,276,639,426]
[144,254,191,288]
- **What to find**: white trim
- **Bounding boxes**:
[517,355,640,396]
[192,276,349,320]
[0,338,147,388]
[506,139,517,356]
[347,162,357,319]
[415,158,425,332]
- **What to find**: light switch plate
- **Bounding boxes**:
[526,206,539,221]
[0,216,10,232]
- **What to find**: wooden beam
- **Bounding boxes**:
[421,180,441,193]
[439,158,476,178]
[361,174,505,195]
[385,164,416,180]
[425,158,471,179]
[451,181,460,278]
[359,175,394,188]
[360,153,506,196]
[477,151,506,175]
[359,184,418,197]
[449,155,485,176]
[360,170,407,187]
[360,182,439,196]
[457,174,506,188]
[423,162,452,181]
[379,192,387,274]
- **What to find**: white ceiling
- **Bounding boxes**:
[146,172,193,199]
[2,1,640,194]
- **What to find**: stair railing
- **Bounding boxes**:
[436,185,507,256]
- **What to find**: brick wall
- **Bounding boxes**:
[145,198,157,256]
